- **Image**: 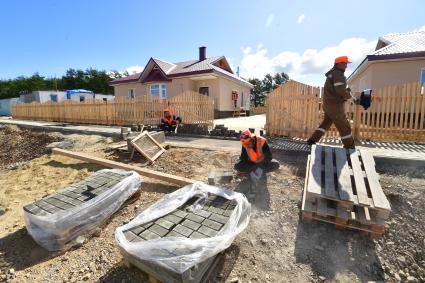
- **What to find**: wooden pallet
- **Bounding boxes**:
[306,145,391,220]
[301,145,391,237]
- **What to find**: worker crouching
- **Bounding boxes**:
[160,108,182,133]
[234,130,280,174]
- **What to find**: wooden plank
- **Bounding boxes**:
[324,146,337,198]
[358,150,391,212]
[301,155,312,212]
[317,198,327,216]
[307,145,322,195]
[348,149,369,206]
[334,148,356,203]
[52,148,196,186]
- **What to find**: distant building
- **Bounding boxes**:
[348,31,425,91]
[110,46,253,118]
[0,97,19,116]
[19,90,114,103]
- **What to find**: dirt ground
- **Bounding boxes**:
[0,125,424,283]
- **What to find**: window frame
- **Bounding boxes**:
[128,88,135,99]
[420,68,425,95]
[149,83,167,99]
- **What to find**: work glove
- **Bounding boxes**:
[249,167,264,184]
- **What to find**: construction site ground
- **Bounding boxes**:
[0,124,424,283]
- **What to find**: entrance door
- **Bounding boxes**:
[199,87,209,96]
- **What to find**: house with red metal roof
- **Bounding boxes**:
[110,47,253,118]
[348,31,425,91]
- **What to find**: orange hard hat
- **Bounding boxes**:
[240,129,253,145]
[335,56,352,64]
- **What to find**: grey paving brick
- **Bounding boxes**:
[193,209,211,218]
[139,230,161,240]
[198,225,218,237]
[223,209,234,217]
[189,231,206,239]
[141,222,154,229]
[173,209,188,218]
[132,235,145,242]
[207,206,225,215]
[155,218,174,230]
[164,231,185,238]
[163,214,183,224]
[181,219,201,230]
[209,213,229,224]
[186,213,205,223]
[202,218,223,231]
[130,226,146,235]
[172,224,193,237]
[149,224,169,237]
[124,230,138,241]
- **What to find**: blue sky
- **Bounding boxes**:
[0,0,424,85]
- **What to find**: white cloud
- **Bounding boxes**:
[124,65,144,75]
[265,13,275,28]
[239,38,376,86]
[297,14,305,24]
[418,25,425,32]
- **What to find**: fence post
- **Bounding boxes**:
[353,104,362,139]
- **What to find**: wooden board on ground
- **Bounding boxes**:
[52,148,196,186]
[131,131,166,163]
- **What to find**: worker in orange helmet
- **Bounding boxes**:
[160,108,182,133]
[234,130,280,174]
[307,56,356,148]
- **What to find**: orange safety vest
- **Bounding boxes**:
[243,136,266,163]
[162,116,173,125]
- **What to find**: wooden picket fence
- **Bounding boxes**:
[266,80,425,142]
[11,91,214,126]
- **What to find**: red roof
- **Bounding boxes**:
[110,55,252,87]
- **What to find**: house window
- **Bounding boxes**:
[149,84,167,99]
[199,87,209,96]
[103,98,107,102]
[80,96,85,102]
[128,89,135,99]
[50,95,57,102]
[421,68,425,95]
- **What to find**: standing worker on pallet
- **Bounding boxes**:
[307,56,356,149]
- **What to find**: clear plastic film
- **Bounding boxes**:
[24,169,142,251]
[115,182,251,275]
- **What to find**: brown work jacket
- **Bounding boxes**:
[323,67,352,104]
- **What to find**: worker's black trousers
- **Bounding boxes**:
[234,159,280,173]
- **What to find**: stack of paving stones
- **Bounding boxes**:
[121,194,237,283]
[177,124,209,135]
[24,171,132,216]
[209,124,239,138]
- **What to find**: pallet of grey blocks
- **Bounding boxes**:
[116,182,251,283]
[24,169,142,251]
